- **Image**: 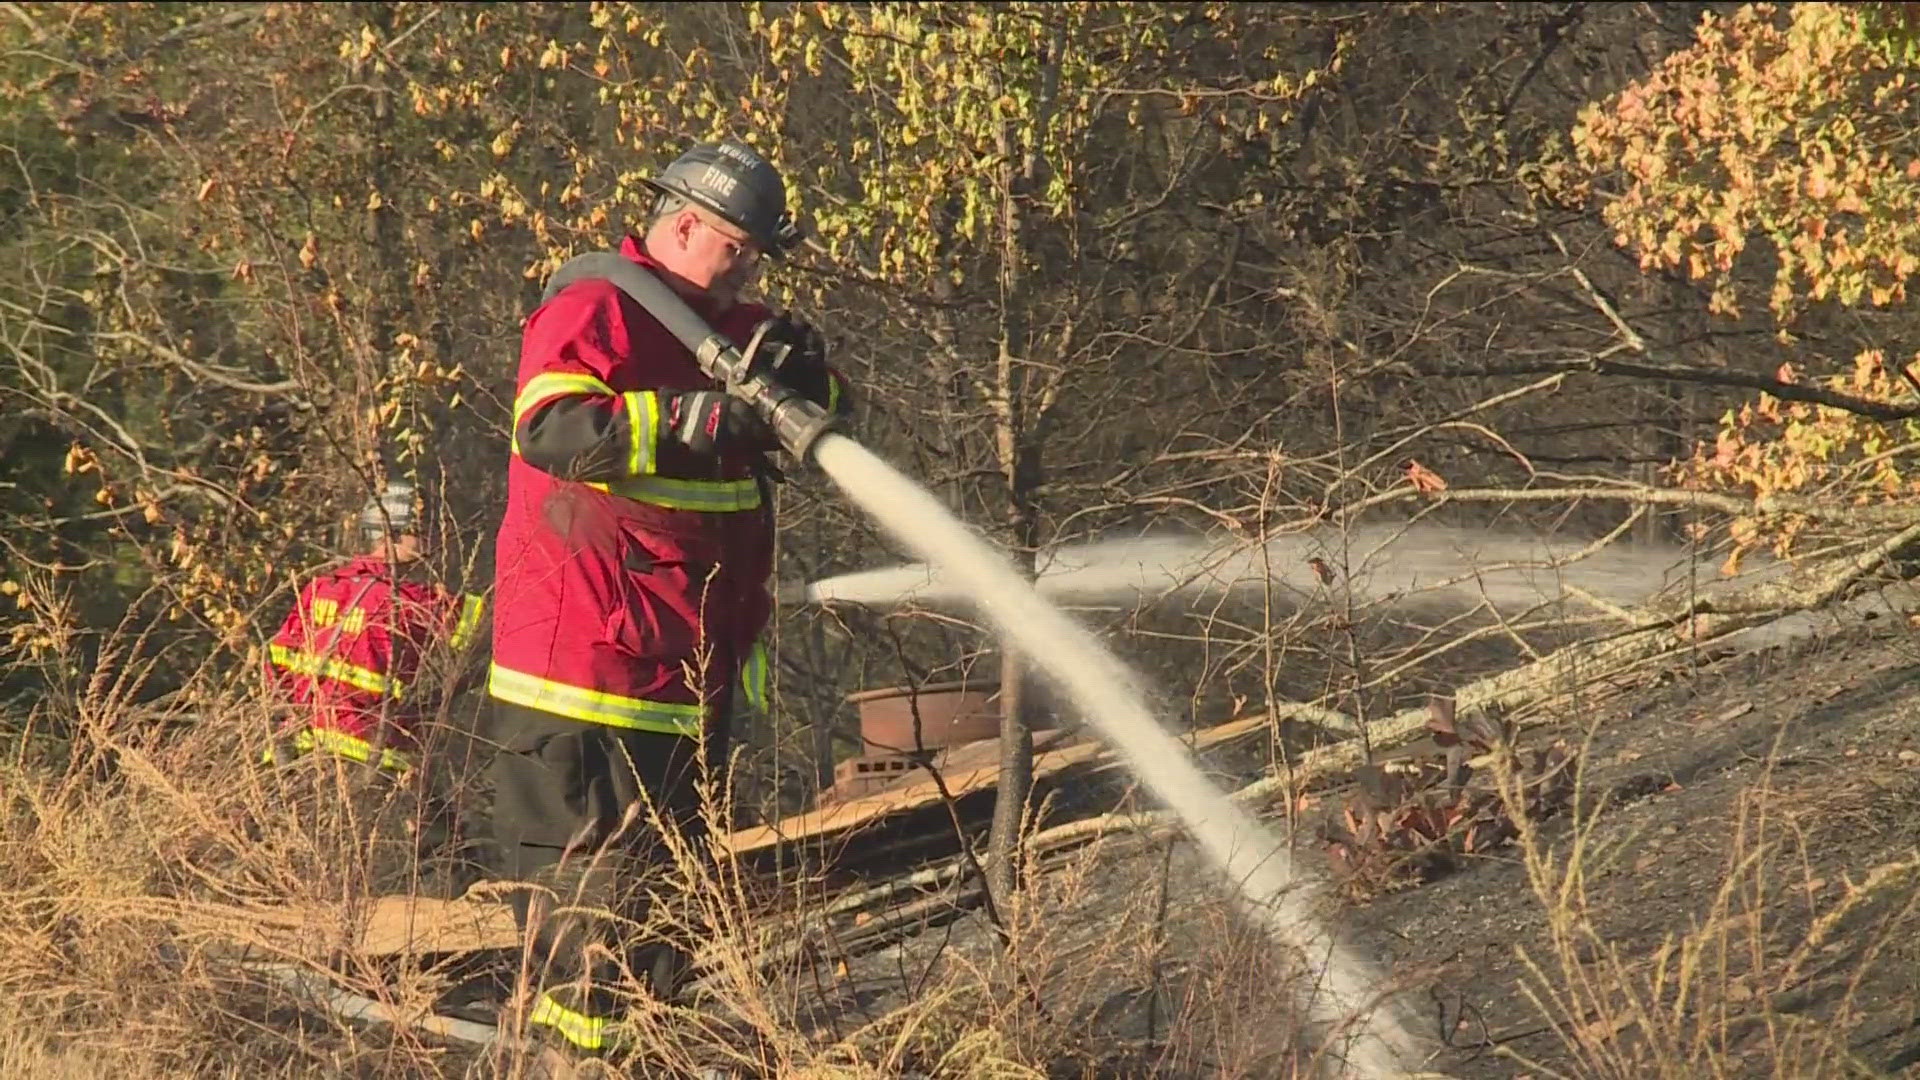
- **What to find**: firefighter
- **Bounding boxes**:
[487,136,852,1055]
[262,480,488,873]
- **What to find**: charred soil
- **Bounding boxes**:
[817,617,1920,1079]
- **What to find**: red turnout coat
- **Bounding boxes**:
[264,555,485,771]
[488,236,847,737]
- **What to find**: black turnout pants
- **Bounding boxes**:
[488,699,731,1024]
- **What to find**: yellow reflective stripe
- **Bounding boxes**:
[269,643,404,699]
[512,374,662,479]
[509,371,617,457]
[530,992,613,1051]
[513,371,615,424]
[622,390,660,476]
[740,639,770,713]
[291,726,413,773]
[587,474,762,512]
[487,662,703,736]
[450,594,486,651]
[827,373,842,415]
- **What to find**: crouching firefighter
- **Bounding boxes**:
[261,481,488,860]
[486,136,853,1055]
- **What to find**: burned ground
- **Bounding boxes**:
[791,616,1920,1079]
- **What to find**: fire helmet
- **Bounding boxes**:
[357,480,421,544]
[641,138,803,257]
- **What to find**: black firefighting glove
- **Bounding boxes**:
[663,389,776,459]
[763,311,853,419]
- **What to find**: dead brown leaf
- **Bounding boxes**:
[1404,458,1449,494]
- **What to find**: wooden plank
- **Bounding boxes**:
[244,895,525,957]
[719,727,1099,855]
[244,960,508,1048]
[719,710,1274,855]
[357,895,523,955]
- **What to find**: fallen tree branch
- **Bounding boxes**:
[1635,521,1920,621]
[1786,522,1920,610]
[1693,580,1920,658]
[1561,584,1639,626]
[702,810,1180,984]
[1240,575,1920,813]
[1337,483,1920,531]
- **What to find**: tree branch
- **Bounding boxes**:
[93,331,304,397]
[1416,354,1920,422]
[1411,226,1920,421]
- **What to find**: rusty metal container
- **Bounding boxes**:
[848,679,1009,755]
[817,676,1065,806]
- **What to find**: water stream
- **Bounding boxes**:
[803,522,1716,616]
[810,433,1422,1078]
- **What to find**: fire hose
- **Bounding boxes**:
[540,253,838,462]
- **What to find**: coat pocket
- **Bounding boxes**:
[603,530,701,664]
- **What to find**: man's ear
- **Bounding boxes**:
[671,209,698,250]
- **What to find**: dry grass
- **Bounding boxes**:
[1476,713,1920,1080]
[0,643,1343,1080]
[527,771,1363,1078]
[0,683,475,1079]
